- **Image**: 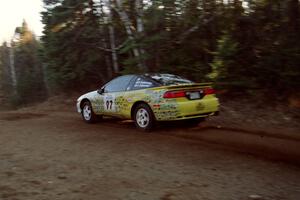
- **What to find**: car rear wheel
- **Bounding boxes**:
[81,101,100,123]
[134,104,155,131]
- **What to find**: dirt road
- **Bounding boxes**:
[0,110,299,200]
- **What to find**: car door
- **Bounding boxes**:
[120,76,160,118]
[99,75,135,117]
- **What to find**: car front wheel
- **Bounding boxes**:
[134,103,155,131]
[81,101,99,123]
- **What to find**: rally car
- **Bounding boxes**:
[76,73,219,131]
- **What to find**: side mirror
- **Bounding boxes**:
[97,88,104,95]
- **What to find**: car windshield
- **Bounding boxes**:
[146,74,193,86]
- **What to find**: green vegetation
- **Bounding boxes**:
[0,21,46,106]
[0,0,300,106]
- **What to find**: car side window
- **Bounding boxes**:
[104,75,134,93]
[132,76,158,90]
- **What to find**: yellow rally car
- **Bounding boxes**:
[76,74,219,131]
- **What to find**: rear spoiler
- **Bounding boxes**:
[163,82,213,90]
[151,83,213,91]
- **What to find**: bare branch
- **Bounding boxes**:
[78,39,130,52]
[176,16,215,44]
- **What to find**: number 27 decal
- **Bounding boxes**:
[106,100,113,110]
[104,95,115,111]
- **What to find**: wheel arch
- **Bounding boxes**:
[80,98,91,110]
[130,101,152,119]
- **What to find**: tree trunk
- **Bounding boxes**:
[108,0,119,74]
[288,0,300,32]
[135,0,148,71]
[8,45,17,95]
[99,0,114,78]
[114,0,145,71]
[135,0,144,33]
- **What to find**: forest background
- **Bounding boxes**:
[0,0,299,107]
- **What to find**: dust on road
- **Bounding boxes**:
[0,111,299,200]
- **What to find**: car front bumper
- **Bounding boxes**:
[76,100,82,113]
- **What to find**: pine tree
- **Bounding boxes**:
[13,20,47,104]
[41,0,108,92]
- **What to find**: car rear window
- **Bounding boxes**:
[145,74,193,86]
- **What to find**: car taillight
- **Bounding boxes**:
[204,87,216,95]
[163,91,186,98]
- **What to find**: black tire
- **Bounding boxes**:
[133,103,155,131]
[184,117,205,127]
[81,101,100,123]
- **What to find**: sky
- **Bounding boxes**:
[0,0,44,43]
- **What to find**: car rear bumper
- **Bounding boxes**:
[153,96,220,121]
[162,111,219,121]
